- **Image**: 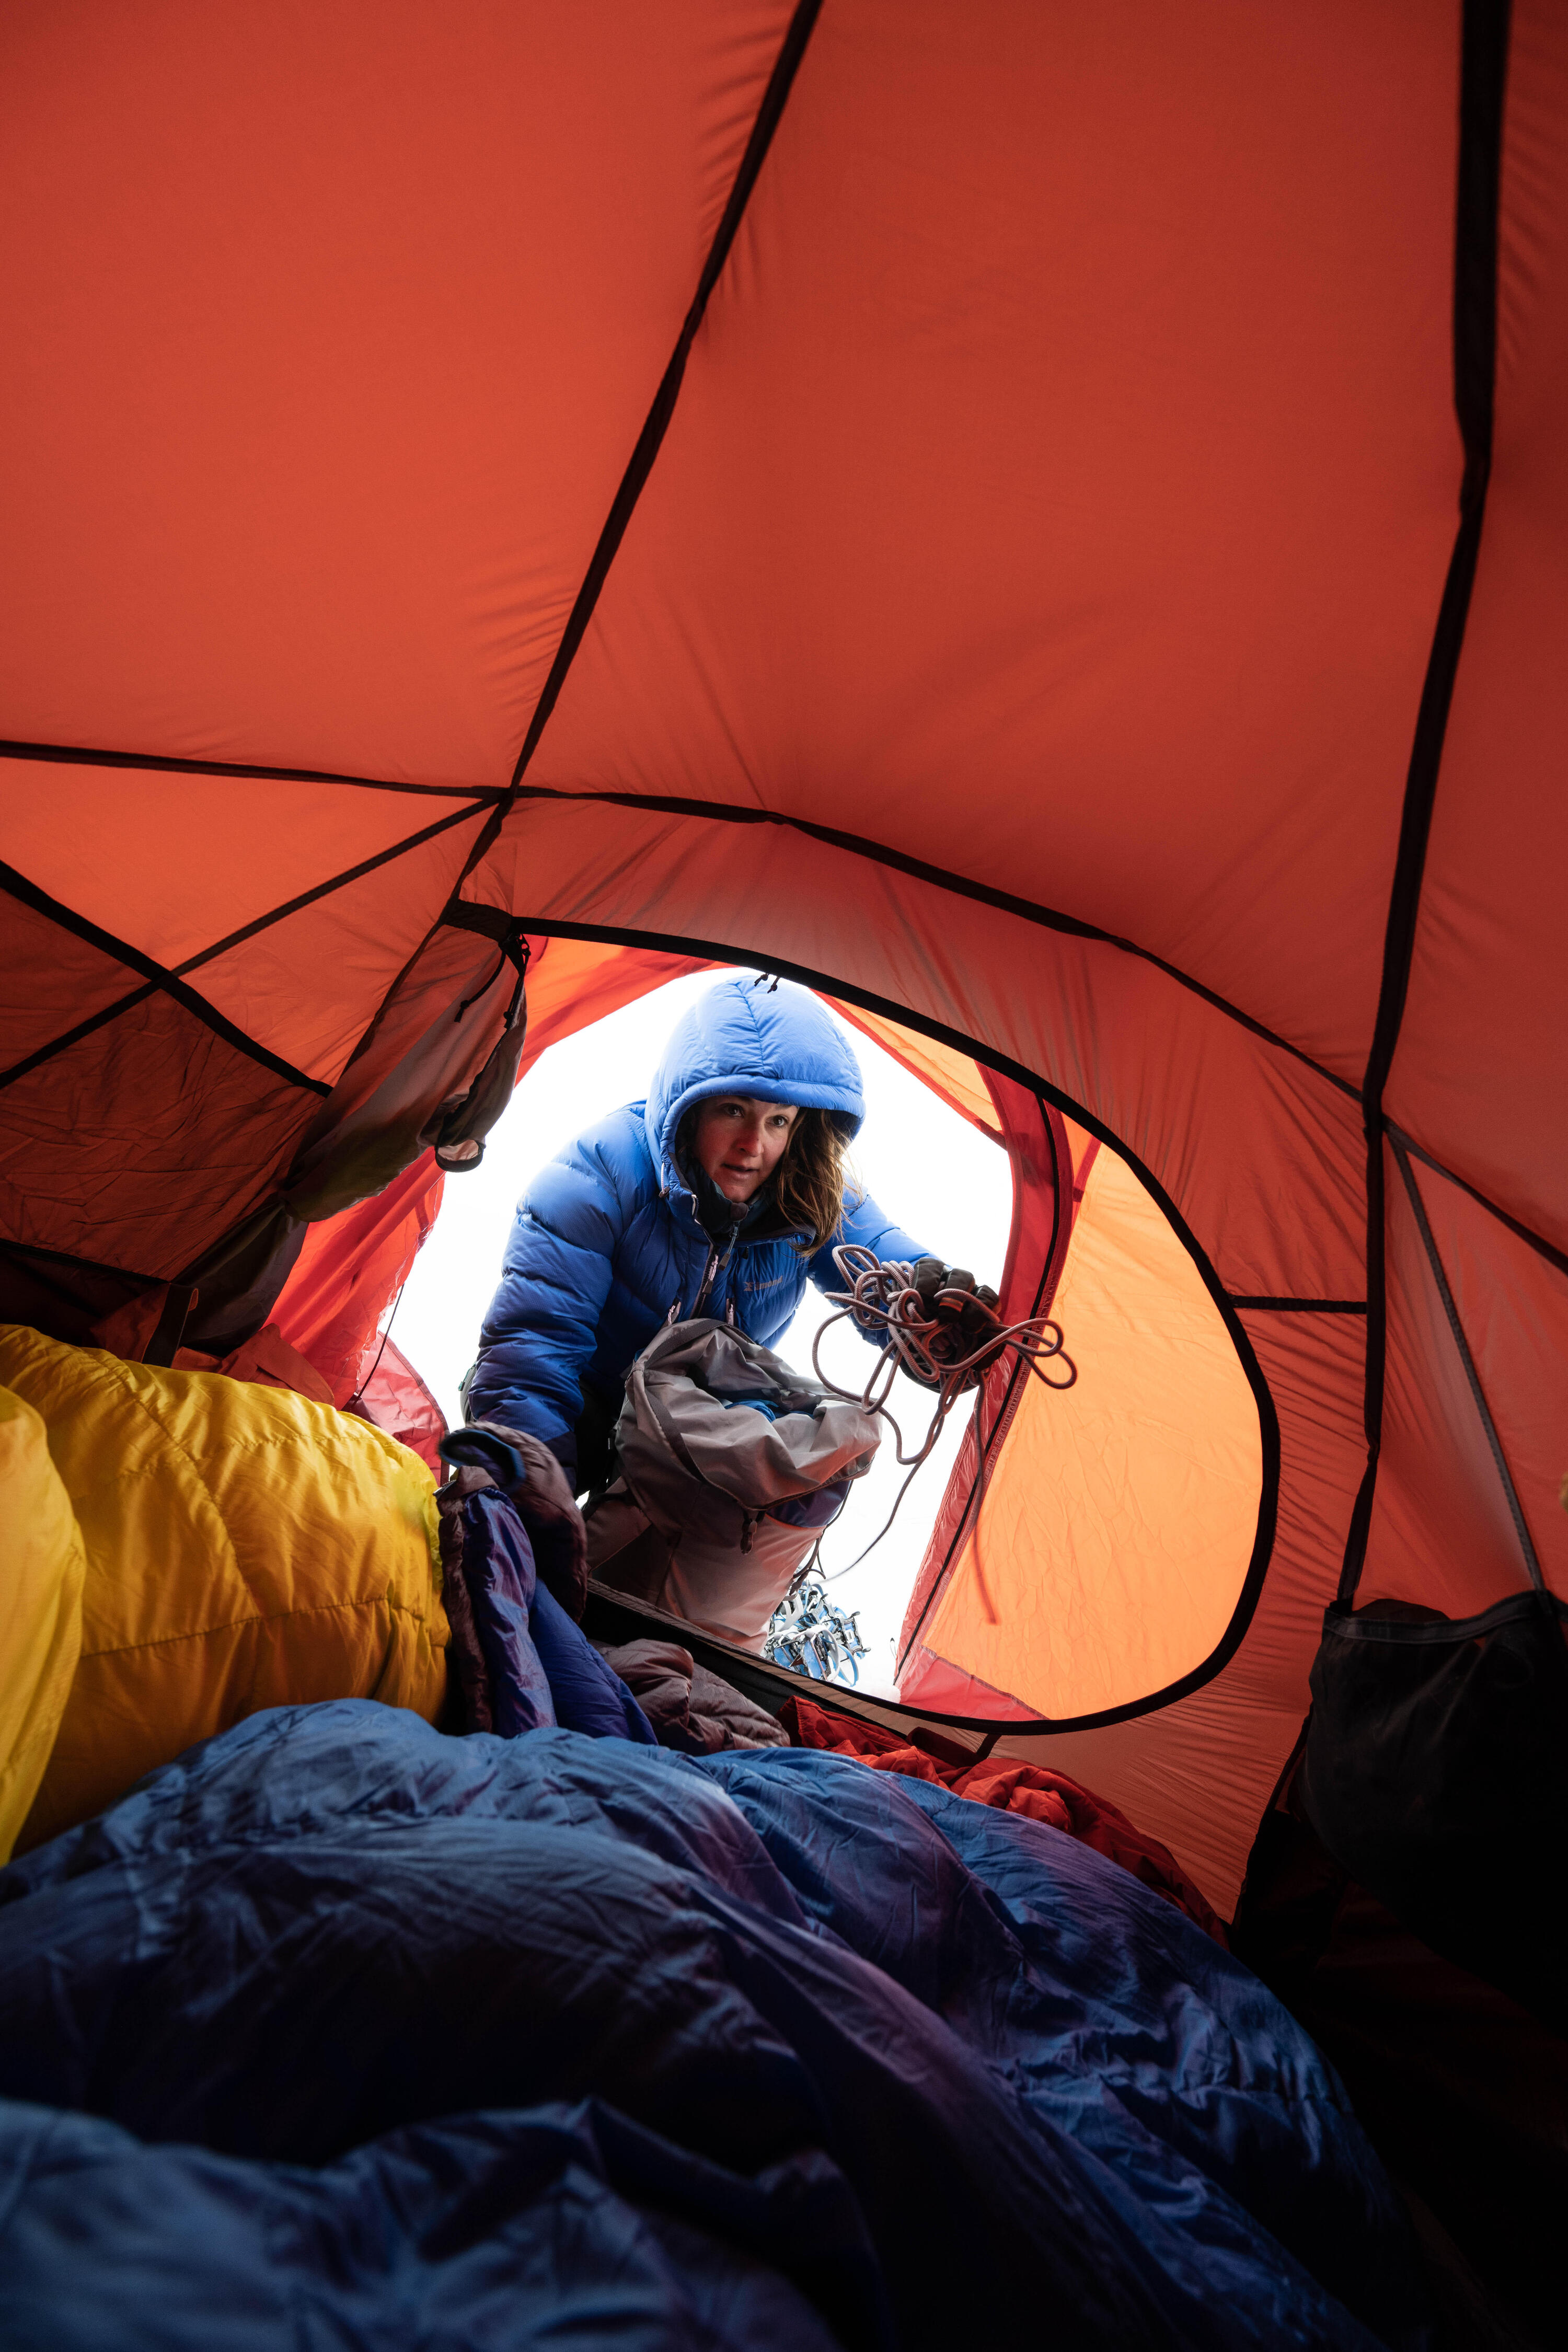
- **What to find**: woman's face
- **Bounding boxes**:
[690,1096,800,1203]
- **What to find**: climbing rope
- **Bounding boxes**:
[807,1242,1078,1574]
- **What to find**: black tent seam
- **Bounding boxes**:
[174,804,487,977]
[500,0,824,801]
[0,981,158,1092]
[0,803,485,1090]
[0,973,322,1098]
[0,864,328,1096]
[1391,1133,1544,1593]
[1386,1120,1568,1284]
[0,1234,168,1288]
[440,0,1362,1115]
[1229,1297,1367,1312]
[0,1247,108,1314]
[1339,0,1511,1606]
[0,736,503,800]
[503,786,1361,1101]
[0,26,821,1108]
[504,910,1283,1736]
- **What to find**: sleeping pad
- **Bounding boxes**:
[0,1700,1429,2350]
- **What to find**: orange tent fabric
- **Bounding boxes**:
[902,1134,1263,1727]
[2,1,1563,1913]
[273,1152,447,1409]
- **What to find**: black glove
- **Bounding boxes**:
[907,1258,1005,1388]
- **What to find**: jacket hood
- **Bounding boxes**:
[644,976,865,1192]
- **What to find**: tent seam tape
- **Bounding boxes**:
[1230,1297,1368,1312]
[1390,1133,1544,1593]
[0,1233,167,1303]
[0,863,328,1097]
[1386,1119,1568,1284]
[0,736,503,799]
[172,804,488,977]
[1339,0,1511,1605]
[503,787,1361,1100]
[0,980,159,1092]
[0,802,488,1093]
[499,0,824,803]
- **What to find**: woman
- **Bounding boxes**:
[468,975,998,1492]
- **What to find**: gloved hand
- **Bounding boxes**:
[906,1257,1006,1389]
[439,1421,589,1621]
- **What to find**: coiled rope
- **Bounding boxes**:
[805,1242,1077,1573]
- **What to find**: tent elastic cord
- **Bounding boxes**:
[351,1282,405,1414]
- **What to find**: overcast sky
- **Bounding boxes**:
[394,967,1014,1692]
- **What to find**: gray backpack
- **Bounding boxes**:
[584,1317,882,1650]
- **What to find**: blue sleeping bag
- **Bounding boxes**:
[0,1700,1428,2350]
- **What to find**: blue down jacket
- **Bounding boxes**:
[469,977,926,1456]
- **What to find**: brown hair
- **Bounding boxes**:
[775,1107,857,1254]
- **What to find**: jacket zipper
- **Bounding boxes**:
[692,1244,720,1318]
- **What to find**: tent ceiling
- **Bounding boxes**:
[525,0,1461,1082]
[0,1,797,782]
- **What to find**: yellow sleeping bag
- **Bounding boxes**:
[0,1324,449,1855]
[0,1383,86,1862]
